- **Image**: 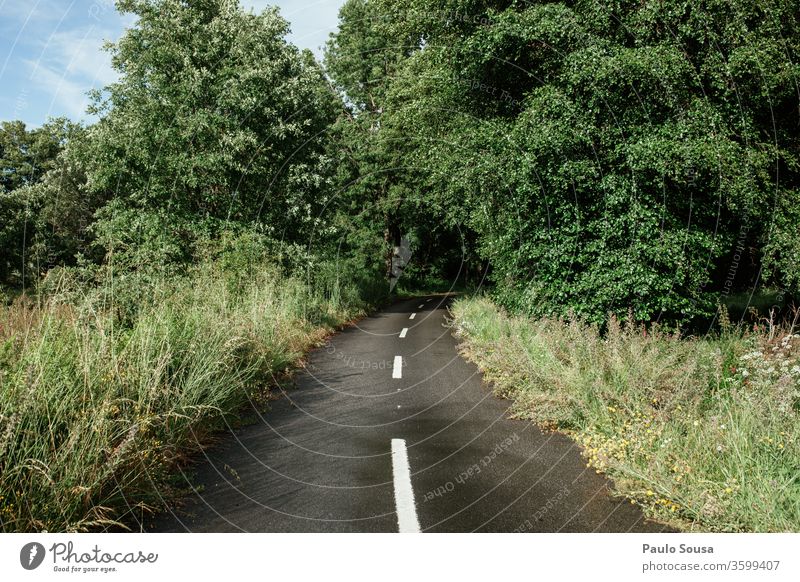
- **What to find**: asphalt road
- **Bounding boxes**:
[153,295,671,533]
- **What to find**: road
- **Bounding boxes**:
[154,295,671,533]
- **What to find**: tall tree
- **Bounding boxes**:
[339,0,800,322]
[87,0,340,259]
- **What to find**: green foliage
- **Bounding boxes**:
[0,119,78,286]
[88,0,339,245]
[324,0,410,112]
[0,0,392,533]
[328,0,800,323]
[0,119,70,193]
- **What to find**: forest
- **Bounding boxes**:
[1,0,798,532]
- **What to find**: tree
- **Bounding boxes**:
[86,0,340,262]
[0,119,76,286]
[333,0,800,323]
[325,0,474,285]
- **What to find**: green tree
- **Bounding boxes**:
[325,0,474,285]
[0,119,75,286]
[338,0,800,323]
[86,0,340,266]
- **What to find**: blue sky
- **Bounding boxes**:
[0,0,347,127]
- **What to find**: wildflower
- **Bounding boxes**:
[646,490,655,497]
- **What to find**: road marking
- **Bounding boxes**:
[391,439,421,533]
[426,298,432,302]
[409,313,416,320]
[392,356,403,379]
[399,328,408,338]
[418,304,424,309]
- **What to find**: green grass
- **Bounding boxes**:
[0,260,371,532]
[450,296,800,532]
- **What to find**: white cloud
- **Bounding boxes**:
[26,25,120,120]
[8,0,341,123]
[244,0,345,56]
[23,60,95,119]
[0,0,64,24]
[39,28,118,85]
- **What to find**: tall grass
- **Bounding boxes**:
[450,297,800,532]
[0,259,371,532]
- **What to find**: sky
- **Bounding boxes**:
[0,0,347,127]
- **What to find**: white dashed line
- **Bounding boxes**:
[418,304,425,309]
[399,328,408,338]
[426,298,432,302]
[391,439,421,533]
[392,356,403,379]
[409,313,416,320]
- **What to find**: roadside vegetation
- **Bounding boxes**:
[1,0,798,532]
[326,0,800,532]
[451,297,800,532]
[0,234,374,532]
[0,1,386,532]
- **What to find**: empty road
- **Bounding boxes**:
[154,295,670,533]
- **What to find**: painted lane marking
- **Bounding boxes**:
[409,313,416,320]
[418,304,425,309]
[392,356,403,379]
[426,298,432,302]
[391,439,421,533]
[399,328,408,338]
